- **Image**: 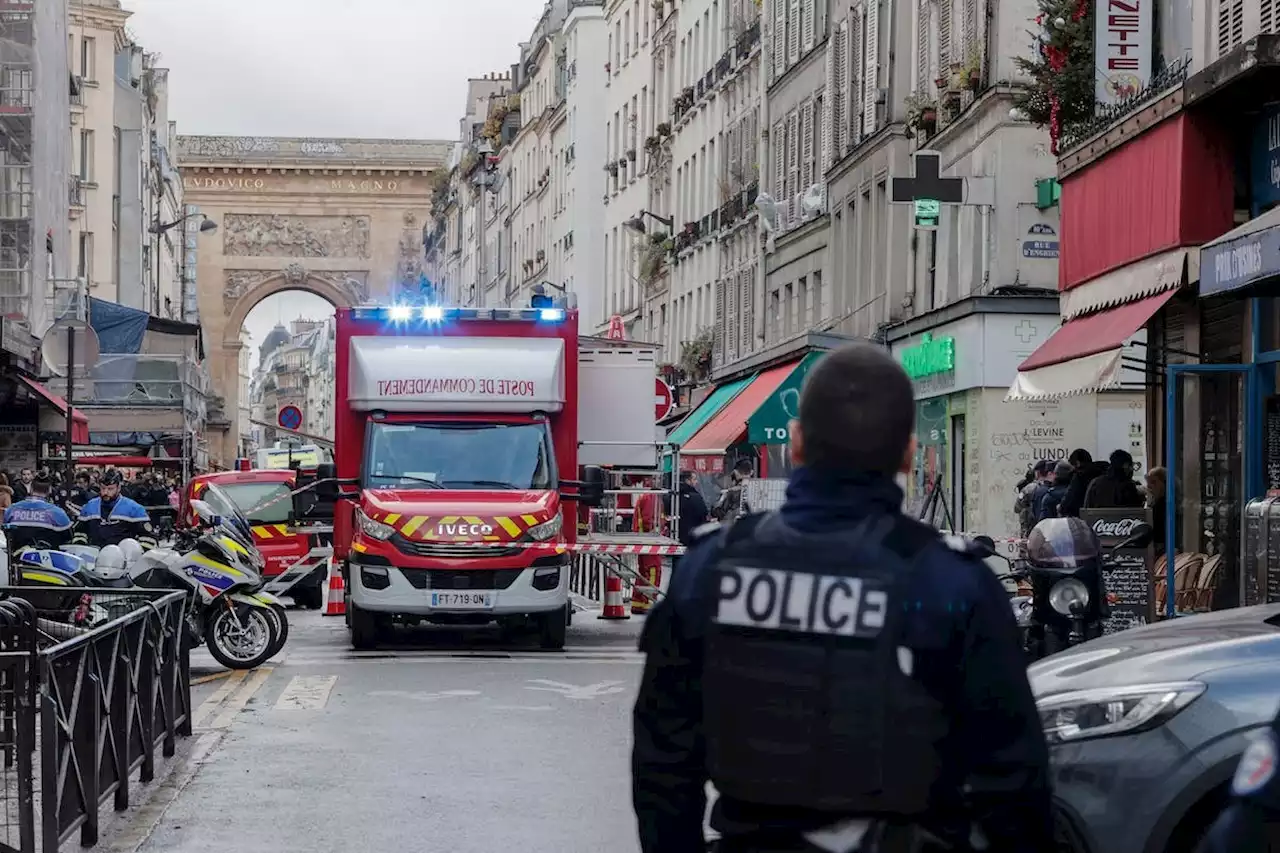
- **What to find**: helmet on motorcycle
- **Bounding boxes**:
[117,538,144,566]
[1026,516,1101,569]
[94,544,127,579]
[99,468,123,486]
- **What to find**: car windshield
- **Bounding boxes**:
[364,422,555,490]
[216,481,294,524]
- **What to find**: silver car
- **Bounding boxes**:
[1029,604,1280,853]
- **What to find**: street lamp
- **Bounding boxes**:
[150,212,217,316]
[623,210,675,235]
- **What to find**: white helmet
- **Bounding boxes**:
[117,538,144,566]
[94,544,127,579]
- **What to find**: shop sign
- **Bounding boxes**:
[1252,103,1280,213]
[1022,223,1059,259]
[0,318,37,363]
[1200,224,1280,297]
[680,454,724,474]
[899,333,955,380]
[747,352,824,444]
[1095,0,1152,107]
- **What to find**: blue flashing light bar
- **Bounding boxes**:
[349,305,567,324]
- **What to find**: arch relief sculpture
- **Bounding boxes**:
[222,214,371,258]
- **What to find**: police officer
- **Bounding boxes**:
[631,343,1053,853]
[1199,714,1280,850]
[72,468,157,549]
[2,470,73,551]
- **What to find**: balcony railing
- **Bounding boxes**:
[45,354,211,418]
[69,177,85,207]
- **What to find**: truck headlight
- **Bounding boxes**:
[525,513,563,541]
[1037,682,1205,745]
[355,507,396,541]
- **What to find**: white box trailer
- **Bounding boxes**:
[577,340,663,469]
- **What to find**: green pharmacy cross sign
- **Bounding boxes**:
[900,333,955,379]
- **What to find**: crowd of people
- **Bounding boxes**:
[0,466,180,515]
[1013,448,1166,542]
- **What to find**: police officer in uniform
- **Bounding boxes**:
[631,343,1052,853]
[72,468,157,549]
[3,470,74,551]
[1199,714,1280,851]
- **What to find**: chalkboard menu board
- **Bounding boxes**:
[1267,396,1280,494]
[1082,508,1154,634]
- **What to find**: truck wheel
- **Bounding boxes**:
[538,605,568,651]
[349,604,382,650]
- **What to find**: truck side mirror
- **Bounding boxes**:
[313,462,339,500]
[579,465,606,507]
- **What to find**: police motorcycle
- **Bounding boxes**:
[972,520,1153,661]
[4,535,140,638]
[126,498,288,669]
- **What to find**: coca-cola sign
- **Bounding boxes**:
[1092,517,1140,539]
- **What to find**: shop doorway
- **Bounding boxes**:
[950,414,966,532]
[1165,364,1258,616]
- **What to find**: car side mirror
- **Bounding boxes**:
[969,535,997,558]
[580,465,607,507]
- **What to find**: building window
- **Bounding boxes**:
[80,37,96,82]
[78,129,94,182]
[77,232,93,282]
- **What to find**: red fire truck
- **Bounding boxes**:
[303,300,660,650]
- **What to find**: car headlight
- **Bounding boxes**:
[1049,577,1090,615]
[525,513,563,541]
[1037,682,1205,745]
[356,507,396,541]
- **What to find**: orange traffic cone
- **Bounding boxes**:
[598,571,629,620]
[323,560,346,617]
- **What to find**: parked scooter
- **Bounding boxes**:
[972,520,1152,661]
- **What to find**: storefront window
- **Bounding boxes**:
[1169,370,1245,611]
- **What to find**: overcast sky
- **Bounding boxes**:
[118,0,546,366]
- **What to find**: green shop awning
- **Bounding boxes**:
[662,376,753,471]
[745,351,825,444]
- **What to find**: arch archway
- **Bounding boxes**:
[213,265,360,464]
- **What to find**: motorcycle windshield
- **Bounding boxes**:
[199,484,256,546]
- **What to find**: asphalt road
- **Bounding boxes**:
[124,609,648,853]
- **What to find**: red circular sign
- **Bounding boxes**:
[654,378,674,422]
[278,405,303,430]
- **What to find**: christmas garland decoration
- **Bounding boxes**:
[1012,0,1094,154]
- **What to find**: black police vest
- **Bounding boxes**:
[702,511,948,817]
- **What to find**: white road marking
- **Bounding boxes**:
[368,688,482,702]
[208,667,273,730]
[273,675,338,710]
[524,679,628,699]
[191,670,246,728]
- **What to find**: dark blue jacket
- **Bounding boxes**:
[72,494,157,549]
[631,468,1052,853]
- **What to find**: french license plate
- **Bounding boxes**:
[430,591,494,609]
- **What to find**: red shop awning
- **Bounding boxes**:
[1007,288,1179,401]
[19,376,90,444]
[682,360,798,456]
[75,456,152,468]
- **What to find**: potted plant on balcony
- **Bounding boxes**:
[626,148,637,162]
[904,92,938,136]
[618,157,629,171]
[605,161,619,176]
[963,49,983,91]
[657,121,672,137]
[536,249,546,263]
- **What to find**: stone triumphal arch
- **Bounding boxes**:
[177,135,452,466]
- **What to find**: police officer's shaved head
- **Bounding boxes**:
[794,343,915,476]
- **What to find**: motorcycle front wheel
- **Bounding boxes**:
[205,605,276,670]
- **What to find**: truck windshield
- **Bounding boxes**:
[214,481,295,524]
[364,422,555,490]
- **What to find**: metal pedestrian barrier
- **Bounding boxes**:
[0,587,191,853]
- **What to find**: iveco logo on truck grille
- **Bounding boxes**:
[437,523,494,536]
